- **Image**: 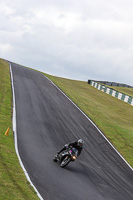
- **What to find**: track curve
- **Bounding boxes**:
[11,63,133,200]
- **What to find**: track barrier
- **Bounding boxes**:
[88,80,133,106]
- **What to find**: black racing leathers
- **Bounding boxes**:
[58,141,83,157]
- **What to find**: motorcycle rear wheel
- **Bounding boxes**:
[60,156,71,168]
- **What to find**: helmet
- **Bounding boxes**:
[77,139,84,147]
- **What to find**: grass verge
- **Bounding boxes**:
[0,59,39,200]
[44,74,133,168]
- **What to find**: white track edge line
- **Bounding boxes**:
[44,75,133,171]
[9,63,44,200]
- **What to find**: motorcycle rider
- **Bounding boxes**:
[54,139,84,161]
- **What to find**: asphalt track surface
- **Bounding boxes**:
[11,63,133,200]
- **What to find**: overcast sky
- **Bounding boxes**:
[1,0,133,86]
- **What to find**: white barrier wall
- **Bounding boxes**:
[90,80,133,106]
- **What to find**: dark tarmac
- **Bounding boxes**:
[11,63,133,200]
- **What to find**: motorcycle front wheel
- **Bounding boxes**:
[60,156,71,168]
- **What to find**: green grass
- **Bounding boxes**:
[0,59,39,200]
[44,74,133,168]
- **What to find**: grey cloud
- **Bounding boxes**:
[0,0,133,86]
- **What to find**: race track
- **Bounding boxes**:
[11,63,133,200]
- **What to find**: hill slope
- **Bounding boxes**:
[44,73,133,167]
[0,59,132,199]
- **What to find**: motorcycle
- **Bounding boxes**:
[53,147,78,168]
